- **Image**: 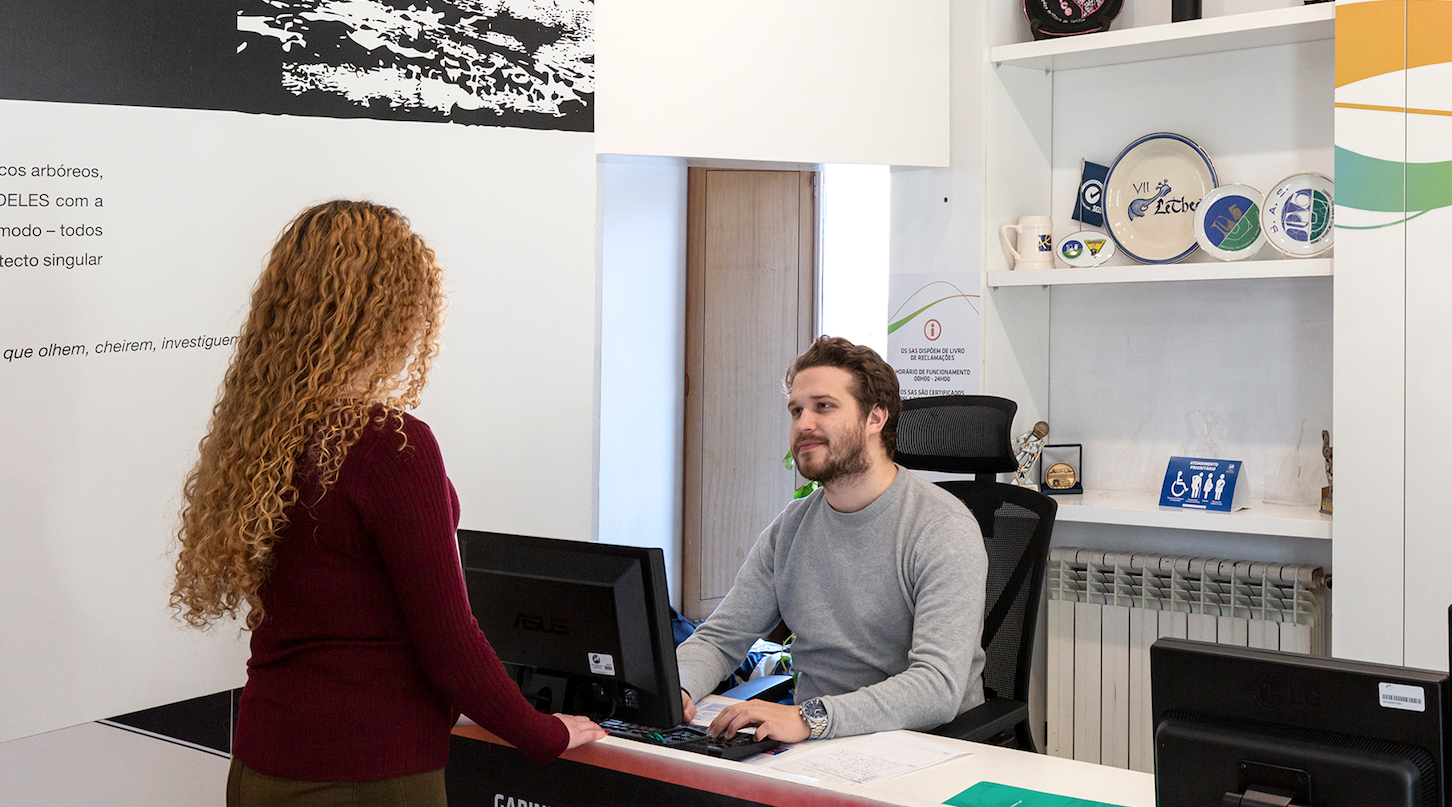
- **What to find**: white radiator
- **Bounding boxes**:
[1045,547,1328,772]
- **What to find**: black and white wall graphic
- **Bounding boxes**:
[1,0,600,744]
[237,0,593,129]
[0,0,593,130]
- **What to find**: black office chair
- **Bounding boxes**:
[894,395,1057,753]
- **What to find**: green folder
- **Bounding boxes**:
[944,781,1129,807]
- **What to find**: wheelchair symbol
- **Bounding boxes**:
[1169,471,1189,497]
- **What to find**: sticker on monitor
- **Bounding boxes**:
[589,653,616,676]
[1379,682,1426,712]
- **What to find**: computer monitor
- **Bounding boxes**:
[457,530,685,729]
[1152,638,1450,807]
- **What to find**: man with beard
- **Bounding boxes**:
[674,336,988,743]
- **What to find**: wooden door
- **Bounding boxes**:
[683,168,816,620]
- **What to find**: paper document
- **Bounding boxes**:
[757,730,970,786]
[689,694,737,728]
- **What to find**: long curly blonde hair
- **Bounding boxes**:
[172,200,445,630]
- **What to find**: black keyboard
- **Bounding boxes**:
[600,718,782,761]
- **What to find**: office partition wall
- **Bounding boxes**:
[0,4,599,743]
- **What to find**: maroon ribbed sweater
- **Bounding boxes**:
[231,412,568,780]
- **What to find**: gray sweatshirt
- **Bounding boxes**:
[676,467,988,739]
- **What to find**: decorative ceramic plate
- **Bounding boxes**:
[1193,184,1267,261]
[1104,133,1217,264]
[1057,229,1116,267]
[1261,173,1334,257]
[1025,0,1122,39]
[1103,134,1219,262]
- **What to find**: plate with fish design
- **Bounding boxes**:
[1104,133,1218,264]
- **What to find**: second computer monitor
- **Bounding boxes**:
[1152,637,1450,807]
[458,530,685,729]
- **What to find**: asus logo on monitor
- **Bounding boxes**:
[1255,677,1325,712]
[514,613,570,635]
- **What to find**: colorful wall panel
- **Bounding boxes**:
[1402,0,1452,672]
[1334,0,1452,668]
[1333,0,1408,665]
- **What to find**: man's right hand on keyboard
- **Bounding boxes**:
[681,689,697,723]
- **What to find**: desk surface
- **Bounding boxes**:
[452,724,1155,807]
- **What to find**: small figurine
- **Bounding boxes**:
[1320,429,1332,516]
[1012,421,1050,490]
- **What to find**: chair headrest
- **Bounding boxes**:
[895,395,1019,475]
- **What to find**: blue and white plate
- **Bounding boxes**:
[1194,184,1266,261]
[1262,173,1334,257]
[1103,133,1218,264]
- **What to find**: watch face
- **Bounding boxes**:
[800,698,828,738]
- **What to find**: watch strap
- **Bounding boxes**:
[798,697,828,739]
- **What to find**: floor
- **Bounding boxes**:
[0,721,229,806]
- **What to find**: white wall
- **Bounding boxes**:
[819,164,891,353]
[888,1,986,279]
[1047,278,1333,502]
[598,159,689,609]
[595,0,950,167]
[0,100,598,743]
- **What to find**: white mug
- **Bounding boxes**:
[1000,216,1055,270]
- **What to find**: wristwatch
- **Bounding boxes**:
[798,697,829,739]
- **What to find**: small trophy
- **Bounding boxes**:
[1320,429,1333,515]
[1012,421,1050,490]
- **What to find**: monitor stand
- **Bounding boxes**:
[1229,760,1309,807]
[516,669,622,723]
[519,670,569,714]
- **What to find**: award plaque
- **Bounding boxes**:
[1040,444,1083,494]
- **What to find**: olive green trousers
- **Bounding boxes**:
[227,756,447,807]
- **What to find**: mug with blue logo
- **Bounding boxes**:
[1000,215,1055,270]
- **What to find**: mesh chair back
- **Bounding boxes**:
[936,481,1055,704]
[895,396,1018,475]
[894,395,1057,712]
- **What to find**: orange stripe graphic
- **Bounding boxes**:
[1337,0,1452,88]
[1336,0,1405,89]
[1335,102,1452,117]
[1409,0,1452,74]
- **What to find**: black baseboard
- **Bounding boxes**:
[104,688,242,756]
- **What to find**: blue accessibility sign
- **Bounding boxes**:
[1159,456,1246,512]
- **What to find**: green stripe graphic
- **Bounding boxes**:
[887,280,979,335]
[1335,147,1452,220]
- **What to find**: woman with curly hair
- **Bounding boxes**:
[172,200,604,806]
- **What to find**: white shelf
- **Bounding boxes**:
[1052,490,1332,539]
[988,258,1331,287]
[989,4,1335,72]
